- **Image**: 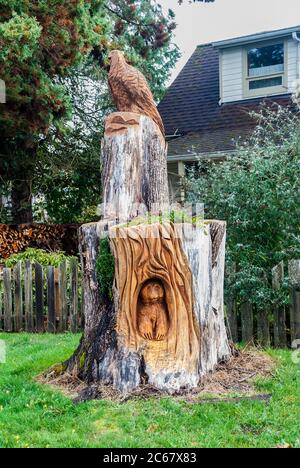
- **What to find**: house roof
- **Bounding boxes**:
[213,25,300,48]
[158,44,293,158]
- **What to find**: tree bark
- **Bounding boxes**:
[11,179,33,224]
[64,112,231,395]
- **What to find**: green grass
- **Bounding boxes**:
[0,333,299,448]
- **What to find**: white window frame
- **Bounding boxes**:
[242,39,288,99]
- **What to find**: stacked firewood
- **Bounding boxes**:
[0,224,80,259]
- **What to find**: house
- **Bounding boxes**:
[158,25,300,200]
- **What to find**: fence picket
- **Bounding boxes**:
[240,302,253,343]
[257,308,270,347]
[58,262,67,332]
[24,260,33,332]
[47,266,56,333]
[35,262,44,332]
[272,262,287,348]
[14,261,23,331]
[70,259,78,333]
[226,299,238,343]
[288,260,300,342]
[3,268,12,331]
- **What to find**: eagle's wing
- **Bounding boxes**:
[110,63,165,136]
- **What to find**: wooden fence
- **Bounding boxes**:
[0,260,82,333]
[1,257,299,347]
[226,260,300,347]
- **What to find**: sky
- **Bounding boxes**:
[160,0,300,84]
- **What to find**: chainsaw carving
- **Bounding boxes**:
[108,50,165,137]
[137,280,169,341]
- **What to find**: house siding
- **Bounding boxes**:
[221,38,299,103]
[287,38,298,92]
[221,47,243,103]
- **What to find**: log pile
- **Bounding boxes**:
[0,224,80,259]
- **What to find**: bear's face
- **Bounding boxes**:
[140,281,165,303]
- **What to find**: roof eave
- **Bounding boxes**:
[212,25,300,49]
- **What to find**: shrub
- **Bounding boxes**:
[185,103,300,309]
[3,248,78,268]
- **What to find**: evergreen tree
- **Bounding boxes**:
[0,1,179,223]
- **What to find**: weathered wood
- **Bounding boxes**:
[14,261,23,331]
[65,219,231,394]
[288,260,300,342]
[3,268,12,331]
[58,262,67,332]
[63,104,231,395]
[226,299,238,343]
[180,220,230,376]
[110,222,201,391]
[272,262,287,348]
[257,308,270,347]
[24,260,33,332]
[35,262,44,333]
[54,267,60,331]
[47,266,56,333]
[102,113,169,222]
[70,259,78,333]
[240,302,253,343]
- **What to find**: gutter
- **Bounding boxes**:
[213,25,300,49]
[167,150,237,163]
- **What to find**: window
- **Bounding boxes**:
[243,41,287,97]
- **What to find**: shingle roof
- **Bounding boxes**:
[158,44,293,156]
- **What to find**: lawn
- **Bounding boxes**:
[0,333,299,448]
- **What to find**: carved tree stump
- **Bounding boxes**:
[64,112,231,394]
[102,112,169,221]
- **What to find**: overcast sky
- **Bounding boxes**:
[160,0,300,83]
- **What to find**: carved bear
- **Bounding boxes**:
[138,280,169,341]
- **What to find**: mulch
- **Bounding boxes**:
[38,346,276,405]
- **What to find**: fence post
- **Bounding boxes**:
[35,262,44,333]
[272,261,287,348]
[288,260,300,342]
[3,268,12,331]
[47,266,56,333]
[240,302,253,343]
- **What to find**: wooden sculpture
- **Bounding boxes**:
[137,280,169,341]
[60,54,231,396]
[108,50,165,137]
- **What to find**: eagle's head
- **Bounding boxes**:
[108,50,126,64]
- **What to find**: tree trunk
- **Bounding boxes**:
[11,179,33,224]
[64,112,231,395]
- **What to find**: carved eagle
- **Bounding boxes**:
[108,50,165,137]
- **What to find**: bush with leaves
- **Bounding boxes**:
[185,103,300,309]
[3,248,78,268]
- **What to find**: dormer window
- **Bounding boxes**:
[243,41,287,98]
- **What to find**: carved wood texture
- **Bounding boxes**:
[110,222,200,384]
[108,50,165,137]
